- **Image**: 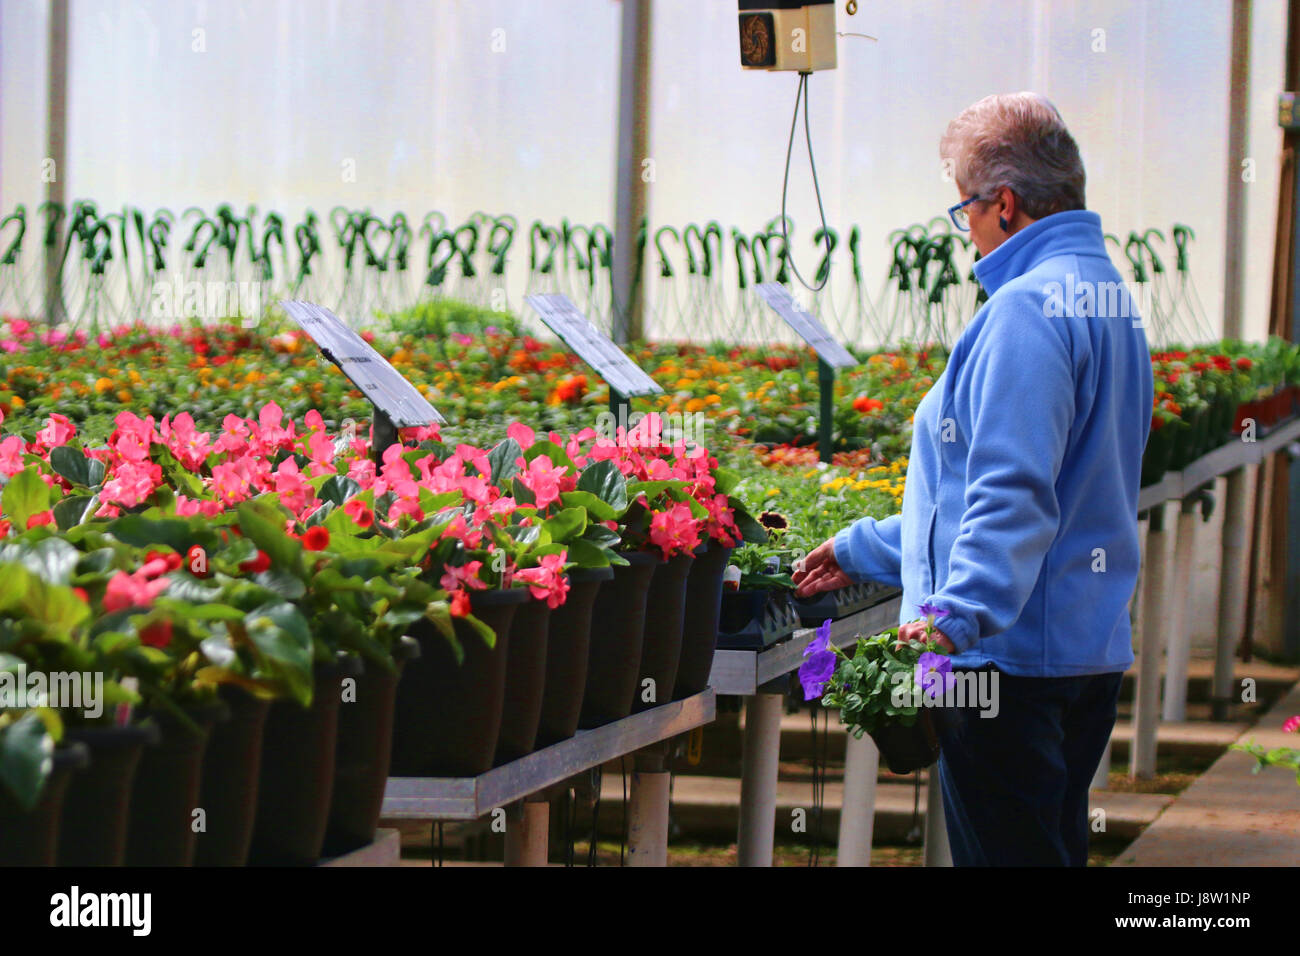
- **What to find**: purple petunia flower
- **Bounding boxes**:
[915,651,956,702]
[798,619,836,701]
[917,601,950,621]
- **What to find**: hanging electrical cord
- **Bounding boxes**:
[906,772,923,844]
[620,757,629,867]
[808,706,826,866]
[563,785,576,867]
[434,821,444,867]
[781,72,834,293]
[588,765,603,866]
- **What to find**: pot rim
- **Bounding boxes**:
[393,633,422,662]
[53,741,90,771]
[140,697,232,729]
[64,721,162,748]
[612,549,665,567]
[469,586,532,607]
[566,565,616,584]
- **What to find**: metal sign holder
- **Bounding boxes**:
[755,282,858,463]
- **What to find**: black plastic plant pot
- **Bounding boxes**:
[126,701,228,866]
[536,566,613,747]
[495,596,553,764]
[58,722,161,866]
[1168,406,1205,471]
[673,541,733,701]
[792,581,875,626]
[716,588,803,650]
[193,684,272,867]
[633,550,695,714]
[391,587,527,777]
[1141,425,1174,488]
[324,636,420,857]
[579,550,661,728]
[247,656,359,866]
[0,742,88,866]
[869,706,958,775]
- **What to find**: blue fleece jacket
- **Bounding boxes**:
[834,210,1153,676]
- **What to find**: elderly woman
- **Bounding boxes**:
[793,92,1154,866]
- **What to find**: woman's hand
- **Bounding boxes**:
[792,539,852,597]
[896,619,956,653]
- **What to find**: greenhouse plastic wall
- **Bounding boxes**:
[0,0,1288,336]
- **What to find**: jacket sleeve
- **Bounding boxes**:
[921,297,1074,652]
[833,512,903,588]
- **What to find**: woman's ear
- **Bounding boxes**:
[998,187,1014,232]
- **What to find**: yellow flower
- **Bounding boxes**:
[94,377,114,394]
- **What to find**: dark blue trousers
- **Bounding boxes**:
[935,666,1123,866]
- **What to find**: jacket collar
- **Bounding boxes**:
[971,209,1106,296]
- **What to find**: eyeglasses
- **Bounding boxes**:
[948,195,983,232]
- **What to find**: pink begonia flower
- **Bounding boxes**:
[514,552,571,609]
[35,413,76,450]
[1283,715,1300,734]
[437,514,470,544]
[627,413,664,449]
[507,421,535,450]
[213,414,251,457]
[413,453,438,483]
[347,457,376,489]
[399,424,442,443]
[488,496,518,519]
[343,497,374,528]
[9,319,31,338]
[515,455,565,509]
[26,510,54,529]
[565,427,597,456]
[388,495,424,524]
[102,569,170,613]
[0,436,27,477]
[252,401,295,452]
[273,457,316,518]
[457,444,491,479]
[175,494,223,518]
[702,493,740,546]
[108,411,158,464]
[457,473,493,506]
[372,444,413,497]
[450,332,473,346]
[0,339,24,353]
[440,560,489,592]
[161,412,212,471]
[211,458,258,505]
[304,409,325,433]
[648,502,702,558]
[306,430,335,465]
[643,457,672,481]
[101,460,159,508]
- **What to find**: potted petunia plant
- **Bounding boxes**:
[799,604,957,774]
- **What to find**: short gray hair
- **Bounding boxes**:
[940,92,1086,219]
